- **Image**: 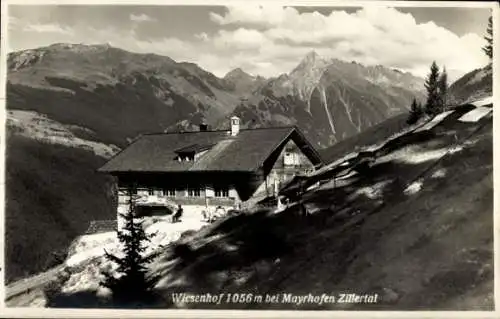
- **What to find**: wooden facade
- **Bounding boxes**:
[114,139,315,223]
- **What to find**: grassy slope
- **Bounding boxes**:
[5,133,116,283]
[141,110,493,310]
[319,113,409,164]
[269,119,493,310]
[448,64,492,105]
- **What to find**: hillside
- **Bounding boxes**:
[319,113,410,164]
[448,63,492,106]
[6,95,492,309]
[6,110,120,158]
[4,132,117,283]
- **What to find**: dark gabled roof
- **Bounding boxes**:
[99,126,324,173]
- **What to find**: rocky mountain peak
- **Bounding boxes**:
[274,51,332,103]
[223,67,266,95]
[304,50,319,61]
[224,67,253,80]
[291,50,327,75]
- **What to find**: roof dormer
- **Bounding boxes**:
[174,143,214,162]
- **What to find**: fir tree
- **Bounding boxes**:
[407,98,423,125]
[100,185,160,307]
[424,61,441,116]
[417,101,423,113]
[483,16,493,60]
[438,66,448,111]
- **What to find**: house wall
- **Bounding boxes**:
[116,180,241,226]
[253,139,315,198]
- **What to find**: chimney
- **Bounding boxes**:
[230,116,240,136]
[199,118,208,131]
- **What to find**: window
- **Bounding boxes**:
[175,144,214,162]
[215,188,229,197]
[176,155,195,162]
[162,188,175,197]
[188,188,201,197]
[148,189,155,196]
[284,152,299,166]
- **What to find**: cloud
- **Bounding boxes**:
[213,28,272,50]
[204,6,488,80]
[22,23,74,35]
[8,12,74,36]
[8,16,21,30]
[134,37,192,56]
[130,13,156,22]
[8,5,488,82]
[195,32,209,42]
[76,25,199,65]
[210,5,295,27]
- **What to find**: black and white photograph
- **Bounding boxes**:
[1,0,497,314]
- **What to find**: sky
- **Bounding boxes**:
[7,4,492,81]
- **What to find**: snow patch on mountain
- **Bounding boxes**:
[318,85,336,134]
[336,85,359,132]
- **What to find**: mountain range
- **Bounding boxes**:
[230,51,425,146]
[7,43,426,147]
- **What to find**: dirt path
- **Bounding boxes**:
[5,265,64,302]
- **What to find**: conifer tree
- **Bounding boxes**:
[424,61,441,116]
[100,185,160,306]
[407,98,423,125]
[438,66,448,111]
[483,16,493,60]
